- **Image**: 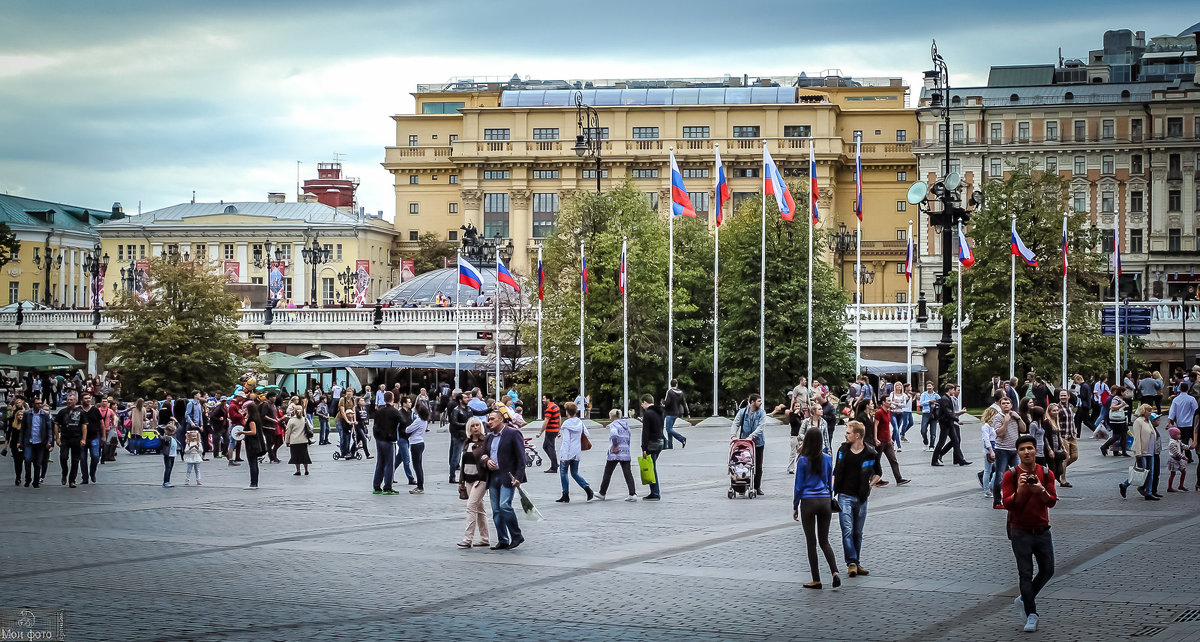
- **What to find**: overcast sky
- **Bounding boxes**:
[1,0,1195,220]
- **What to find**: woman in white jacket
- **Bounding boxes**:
[555,401,594,503]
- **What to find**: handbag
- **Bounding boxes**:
[580,431,592,451]
[638,455,656,485]
[1127,463,1148,488]
[458,482,469,500]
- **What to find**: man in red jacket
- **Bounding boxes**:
[874,401,909,486]
[1002,434,1058,633]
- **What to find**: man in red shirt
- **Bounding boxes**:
[874,401,909,486]
[538,395,561,473]
[1002,434,1058,633]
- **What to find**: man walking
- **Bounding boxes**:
[731,394,767,496]
[394,396,417,486]
[1002,434,1058,633]
[1169,387,1197,465]
[537,394,561,473]
[372,391,400,495]
[874,394,910,485]
[481,409,526,550]
[19,398,52,488]
[663,379,689,449]
[80,393,103,484]
[932,383,971,467]
[447,393,470,483]
[337,387,356,458]
[832,420,882,578]
[54,392,85,488]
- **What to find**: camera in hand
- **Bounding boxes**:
[1024,474,1038,485]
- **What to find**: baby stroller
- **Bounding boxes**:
[728,438,757,499]
[130,429,161,455]
[523,437,542,468]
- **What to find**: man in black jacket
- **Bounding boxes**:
[54,392,86,488]
[372,391,401,494]
[18,398,53,487]
[640,394,666,501]
[832,419,882,577]
[481,409,526,550]
[663,380,689,449]
[447,393,470,483]
[931,383,971,467]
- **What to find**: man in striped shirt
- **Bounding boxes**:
[538,395,561,473]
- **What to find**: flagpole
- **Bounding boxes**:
[855,160,862,378]
[1113,240,1120,388]
[622,237,628,420]
[454,251,461,390]
[537,246,543,421]
[580,238,586,411]
[668,147,675,389]
[957,220,964,396]
[907,220,913,390]
[713,143,722,417]
[1061,213,1068,390]
[759,140,767,396]
[494,276,500,399]
[1009,211,1016,381]
[806,175,813,398]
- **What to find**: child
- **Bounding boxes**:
[1168,427,1190,492]
[183,428,203,486]
[162,423,178,488]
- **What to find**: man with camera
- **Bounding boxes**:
[1001,434,1058,633]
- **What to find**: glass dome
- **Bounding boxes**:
[380,267,523,306]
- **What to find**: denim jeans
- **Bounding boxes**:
[373,441,395,490]
[837,494,868,564]
[22,442,46,483]
[1010,528,1054,616]
[247,455,259,486]
[899,411,913,438]
[318,417,330,444]
[558,458,589,494]
[411,442,425,490]
[395,439,414,482]
[920,412,936,446]
[162,454,174,484]
[1121,454,1159,496]
[85,437,101,482]
[992,449,1019,503]
[647,450,661,497]
[982,450,995,493]
[448,436,464,479]
[488,478,522,544]
[338,419,352,456]
[664,415,686,447]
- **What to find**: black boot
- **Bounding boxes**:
[585,486,594,501]
[555,493,570,503]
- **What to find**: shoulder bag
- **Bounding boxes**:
[580,429,592,451]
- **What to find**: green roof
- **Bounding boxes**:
[0,194,110,235]
[987,65,1056,88]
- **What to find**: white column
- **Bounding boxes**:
[57,245,66,306]
[293,243,306,304]
[236,243,248,282]
[87,343,98,376]
[65,250,75,307]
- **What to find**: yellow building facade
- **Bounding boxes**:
[0,194,108,308]
[384,75,918,303]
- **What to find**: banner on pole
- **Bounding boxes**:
[134,260,151,302]
[223,260,240,284]
[400,259,415,282]
[354,260,371,305]
[268,261,287,300]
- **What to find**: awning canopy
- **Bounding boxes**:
[257,352,335,374]
[858,359,928,376]
[0,350,85,371]
[312,349,527,372]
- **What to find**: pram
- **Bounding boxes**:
[727,438,757,499]
[523,437,542,468]
[129,430,161,455]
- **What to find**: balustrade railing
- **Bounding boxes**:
[851,303,943,323]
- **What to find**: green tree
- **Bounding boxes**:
[945,163,1113,390]
[717,191,853,408]
[412,232,456,274]
[0,221,20,268]
[105,257,254,397]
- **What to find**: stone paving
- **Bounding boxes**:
[1,419,1197,641]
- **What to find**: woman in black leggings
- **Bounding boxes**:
[792,426,840,589]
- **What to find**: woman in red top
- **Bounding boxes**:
[874,400,909,486]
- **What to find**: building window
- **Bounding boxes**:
[896,171,907,182]
[532,170,560,179]
[1168,228,1182,252]
[645,192,660,210]
[732,167,759,178]
[1169,189,1182,212]
[1074,120,1086,141]
[449,134,458,143]
[990,158,1002,176]
[896,201,907,212]
[448,202,458,214]
[1169,153,1182,180]
[194,244,207,260]
[689,192,710,219]
[1101,119,1114,139]
[1167,117,1183,138]
[632,127,659,139]
[336,244,342,261]
[582,169,609,179]
[1017,122,1030,141]
[409,203,419,214]
[448,230,458,241]
[895,262,906,274]
[632,168,659,179]
[408,134,418,147]
[1131,154,1142,174]
[408,231,419,241]
[1045,121,1058,141]
[250,277,263,286]
[1196,117,1200,138]
[532,193,559,238]
[321,278,334,303]
[1101,190,1114,213]
[31,283,38,303]
[895,129,907,142]
[896,229,908,240]
[1131,118,1143,141]
[1130,228,1143,254]
[1073,191,1086,212]
[682,168,710,179]
[484,193,510,238]
[483,170,510,180]
[682,126,710,139]
[118,245,125,261]
[484,128,510,140]
[784,125,811,138]
[8,281,16,304]
[948,159,962,175]
[1045,156,1057,173]
[732,126,760,138]
[583,127,609,140]
[449,175,458,184]
[1073,156,1086,174]
[952,123,964,143]
[1102,155,1114,174]
[1131,190,1143,212]
[938,123,948,143]
[1196,187,1200,211]
[852,130,863,141]
[895,292,907,304]
[409,175,419,184]
[989,122,1002,143]
[532,128,559,140]
[1102,229,1115,253]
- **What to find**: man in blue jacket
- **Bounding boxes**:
[482,409,527,550]
[732,394,766,496]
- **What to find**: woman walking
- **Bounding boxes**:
[598,409,637,501]
[236,394,264,490]
[792,426,840,589]
[1100,388,1130,457]
[285,404,311,476]
[555,401,593,502]
[1119,404,1159,500]
[405,404,430,494]
[457,417,490,548]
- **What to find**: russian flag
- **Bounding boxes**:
[581,249,588,294]
[668,150,696,217]
[809,140,820,225]
[619,249,627,294]
[458,257,482,290]
[537,257,544,301]
[905,236,913,283]
[715,145,730,227]
[958,228,975,269]
[496,257,520,292]
[763,145,795,221]
[1111,236,1121,276]
[1061,223,1069,277]
[1011,223,1038,267]
[854,139,862,221]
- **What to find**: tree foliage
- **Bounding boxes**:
[0,221,20,268]
[945,164,1116,390]
[105,257,253,397]
[413,231,456,275]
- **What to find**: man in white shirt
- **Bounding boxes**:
[331,383,343,404]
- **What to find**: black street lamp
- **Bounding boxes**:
[831,221,857,289]
[32,239,63,306]
[252,239,283,304]
[336,265,354,304]
[300,235,333,306]
[573,91,603,193]
[82,244,108,326]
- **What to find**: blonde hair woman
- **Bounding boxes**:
[457,417,490,548]
[1121,403,1159,500]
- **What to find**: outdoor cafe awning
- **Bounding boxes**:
[0,350,84,371]
[858,359,928,376]
[312,349,527,372]
[257,351,336,374]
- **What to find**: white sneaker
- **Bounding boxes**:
[244,485,258,490]
[1023,613,1038,632]
[985,490,993,498]
[625,495,637,502]
[596,494,606,501]
[1014,596,1025,620]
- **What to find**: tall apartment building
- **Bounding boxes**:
[384,73,917,303]
[915,26,1200,301]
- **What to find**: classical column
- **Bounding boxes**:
[236,243,248,283]
[292,242,306,305]
[510,189,531,272]
[461,189,484,233]
[86,342,98,376]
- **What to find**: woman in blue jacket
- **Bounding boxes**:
[793,427,840,589]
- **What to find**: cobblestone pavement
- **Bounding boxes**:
[1,420,1197,641]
